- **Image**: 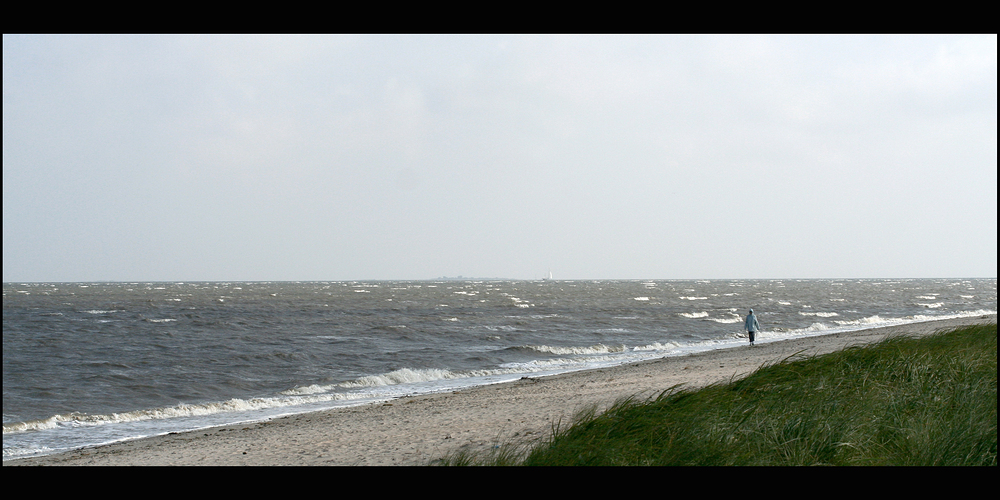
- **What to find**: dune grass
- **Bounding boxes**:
[441,324,997,466]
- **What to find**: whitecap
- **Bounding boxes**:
[678,311,709,318]
[799,311,839,317]
[523,344,627,355]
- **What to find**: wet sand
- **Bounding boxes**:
[9,315,995,466]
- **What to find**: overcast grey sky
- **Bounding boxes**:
[3,35,997,281]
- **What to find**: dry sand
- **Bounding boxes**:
[9,315,995,466]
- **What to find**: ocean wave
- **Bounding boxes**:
[708,317,742,324]
[632,341,680,351]
[829,310,996,329]
[803,322,831,331]
[833,315,891,326]
[3,392,375,435]
[481,325,516,332]
[678,311,708,318]
[499,349,670,372]
[521,344,628,355]
[286,365,538,395]
[337,367,462,388]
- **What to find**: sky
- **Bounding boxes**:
[3,34,997,282]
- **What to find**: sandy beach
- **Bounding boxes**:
[9,315,995,466]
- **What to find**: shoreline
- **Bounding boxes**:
[9,314,996,466]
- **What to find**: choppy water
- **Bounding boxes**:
[3,278,995,460]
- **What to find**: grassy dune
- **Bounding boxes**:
[445,324,997,466]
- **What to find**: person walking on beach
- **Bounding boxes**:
[745,309,760,346]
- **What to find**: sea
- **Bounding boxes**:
[3,278,996,461]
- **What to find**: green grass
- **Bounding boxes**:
[441,324,997,466]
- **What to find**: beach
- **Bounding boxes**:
[8,314,994,466]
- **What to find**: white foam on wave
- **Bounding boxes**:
[3,391,377,435]
[284,366,532,396]
[803,322,831,331]
[525,344,627,355]
[337,368,460,388]
[828,310,996,330]
[632,341,680,351]
[708,317,742,324]
[833,315,891,327]
[481,325,516,332]
[799,311,839,317]
[678,311,709,318]
[508,354,628,370]
[749,310,994,349]
[288,340,689,399]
